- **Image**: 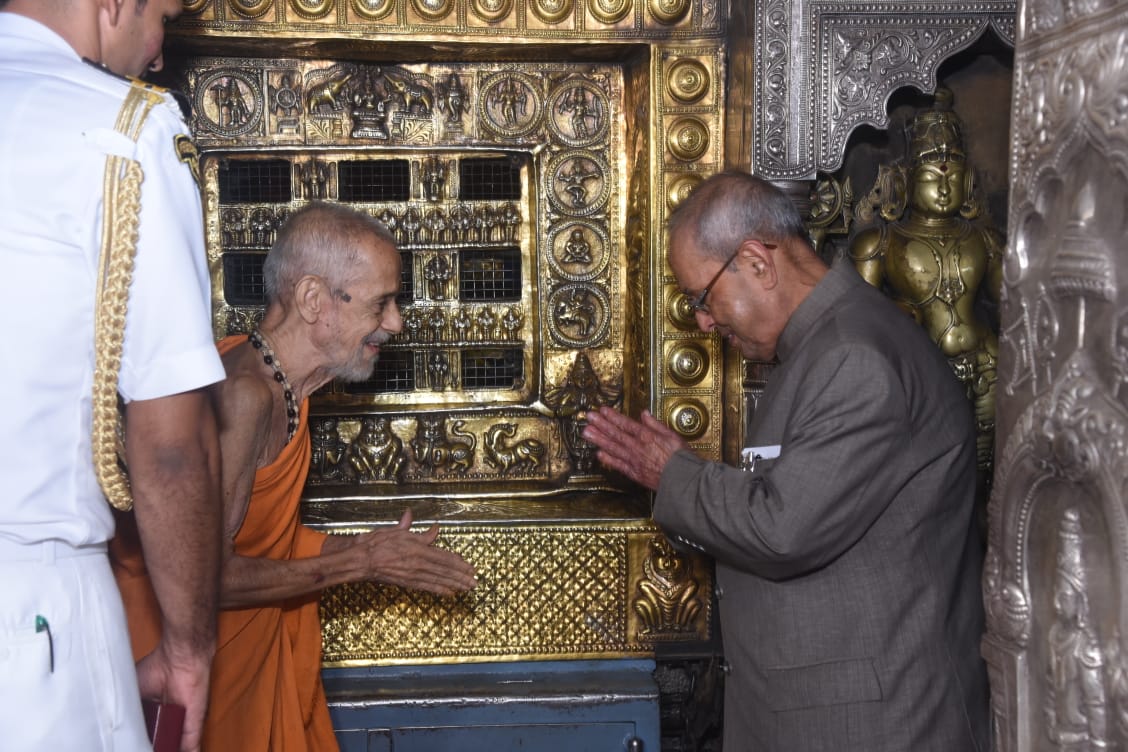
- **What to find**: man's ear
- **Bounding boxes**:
[741,238,779,290]
[293,275,327,324]
[97,0,126,29]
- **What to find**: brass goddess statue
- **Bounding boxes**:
[849,89,1004,497]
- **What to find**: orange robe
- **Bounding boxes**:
[111,335,338,752]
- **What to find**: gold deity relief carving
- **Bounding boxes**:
[193,69,262,138]
[548,284,611,348]
[547,150,610,217]
[400,305,526,344]
[548,80,609,147]
[634,535,703,639]
[219,205,290,249]
[544,351,624,475]
[309,414,557,484]
[296,159,332,200]
[849,89,1004,492]
[547,222,609,282]
[435,73,470,130]
[479,72,542,139]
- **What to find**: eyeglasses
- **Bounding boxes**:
[688,241,776,313]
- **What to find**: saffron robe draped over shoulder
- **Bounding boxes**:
[111,335,338,752]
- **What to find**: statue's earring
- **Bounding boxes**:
[960,167,982,220]
[878,163,909,222]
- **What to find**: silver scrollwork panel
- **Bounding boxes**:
[751,0,1015,180]
[987,0,1128,749]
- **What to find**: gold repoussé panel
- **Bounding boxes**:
[168,0,729,664]
[319,519,712,665]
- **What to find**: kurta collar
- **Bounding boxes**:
[775,256,865,363]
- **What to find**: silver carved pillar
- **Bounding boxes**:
[983,0,1128,749]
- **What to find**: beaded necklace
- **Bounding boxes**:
[248,329,299,443]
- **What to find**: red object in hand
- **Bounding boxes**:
[141,699,185,752]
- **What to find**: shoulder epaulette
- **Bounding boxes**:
[80,58,174,97]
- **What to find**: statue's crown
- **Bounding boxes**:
[907,88,966,164]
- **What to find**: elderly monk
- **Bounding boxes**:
[113,202,478,751]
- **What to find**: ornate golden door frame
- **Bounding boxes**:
[165,0,727,666]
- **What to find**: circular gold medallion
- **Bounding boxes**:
[667,117,709,161]
[547,80,610,146]
[411,0,454,21]
[471,0,513,22]
[666,173,703,210]
[589,0,631,24]
[666,58,709,103]
[351,0,395,19]
[648,0,689,23]
[668,400,708,440]
[668,343,709,386]
[532,0,574,23]
[667,291,698,331]
[182,0,211,14]
[290,0,334,19]
[229,0,273,18]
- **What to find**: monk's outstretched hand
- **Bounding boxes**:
[354,509,477,595]
[582,407,689,491]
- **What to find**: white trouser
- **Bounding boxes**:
[0,539,150,751]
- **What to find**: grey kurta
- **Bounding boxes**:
[656,259,989,751]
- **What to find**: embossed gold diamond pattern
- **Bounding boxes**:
[320,526,662,664]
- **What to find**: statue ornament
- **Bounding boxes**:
[849,89,1004,496]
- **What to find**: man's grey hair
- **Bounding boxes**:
[263,202,397,304]
[666,170,809,262]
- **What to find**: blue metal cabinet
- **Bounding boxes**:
[325,659,658,752]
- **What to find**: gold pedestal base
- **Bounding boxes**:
[306,493,712,666]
